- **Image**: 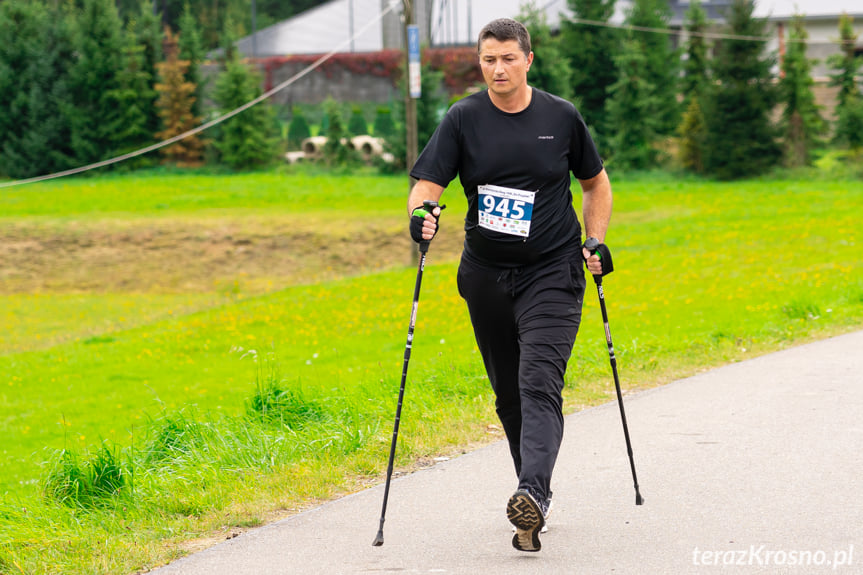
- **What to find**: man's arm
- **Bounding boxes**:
[579,168,613,274]
[407,179,445,215]
[407,179,446,241]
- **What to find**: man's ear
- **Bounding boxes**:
[526,51,534,71]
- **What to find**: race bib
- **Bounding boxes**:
[477,184,536,238]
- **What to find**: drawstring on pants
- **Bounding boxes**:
[497,268,521,298]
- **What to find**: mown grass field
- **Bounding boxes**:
[1,167,862,574]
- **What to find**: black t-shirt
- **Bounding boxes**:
[410,88,604,268]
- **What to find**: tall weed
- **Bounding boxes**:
[43,444,133,509]
[245,365,327,429]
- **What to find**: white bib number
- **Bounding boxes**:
[477,184,536,238]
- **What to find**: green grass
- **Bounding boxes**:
[1,168,862,573]
[0,166,415,218]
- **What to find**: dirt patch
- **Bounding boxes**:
[0,217,464,294]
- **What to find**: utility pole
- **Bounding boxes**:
[467,0,472,43]
[404,0,420,185]
[404,0,420,262]
[252,0,257,59]
[349,0,355,52]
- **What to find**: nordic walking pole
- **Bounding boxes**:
[373,201,444,547]
[584,237,644,506]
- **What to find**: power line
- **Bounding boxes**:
[0,1,399,190]
[568,16,791,43]
[539,0,844,46]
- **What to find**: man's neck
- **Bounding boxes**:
[489,86,533,114]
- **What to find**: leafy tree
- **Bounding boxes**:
[605,35,662,171]
[155,27,204,166]
[703,0,780,180]
[347,106,368,136]
[0,0,76,178]
[211,43,276,169]
[625,0,680,135]
[287,107,311,149]
[519,1,573,101]
[827,14,863,151]
[779,14,825,167]
[67,0,127,165]
[560,0,619,137]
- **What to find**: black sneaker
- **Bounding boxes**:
[511,491,552,534]
[541,492,552,533]
[506,489,546,552]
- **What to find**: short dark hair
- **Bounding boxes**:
[477,18,531,57]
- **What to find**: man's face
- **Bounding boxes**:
[479,38,533,99]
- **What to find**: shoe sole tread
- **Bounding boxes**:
[506,490,545,552]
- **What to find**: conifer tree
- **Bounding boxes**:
[779,14,825,167]
[828,14,862,109]
[0,0,76,178]
[322,98,356,166]
[68,0,127,165]
[348,106,368,136]
[827,14,863,152]
[519,1,573,101]
[287,107,311,149]
[178,2,206,118]
[677,0,710,173]
[372,106,395,139]
[212,28,276,169]
[415,64,446,151]
[106,25,156,163]
[155,27,204,166]
[681,0,710,103]
[605,35,662,171]
[625,0,680,135]
[678,96,707,173]
[133,0,163,137]
[382,60,446,172]
[703,0,780,180]
[560,0,618,137]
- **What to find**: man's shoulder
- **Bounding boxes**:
[532,88,577,114]
[448,90,488,113]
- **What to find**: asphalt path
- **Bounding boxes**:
[148,330,863,574]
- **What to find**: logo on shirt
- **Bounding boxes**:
[537,135,555,140]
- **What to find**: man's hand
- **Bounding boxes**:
[583,237,614,277]
[583,246,603,276]
[409,204,442,244]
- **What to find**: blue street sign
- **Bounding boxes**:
[408,24,421,98]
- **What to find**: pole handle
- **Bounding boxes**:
[415,200,445,254]
[583,237,614,278]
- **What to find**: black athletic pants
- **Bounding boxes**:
[456,246,586,503]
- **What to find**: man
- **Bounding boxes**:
[407,18,613,552]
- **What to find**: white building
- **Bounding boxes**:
[236,0,862,63]
[235,0,580,56]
